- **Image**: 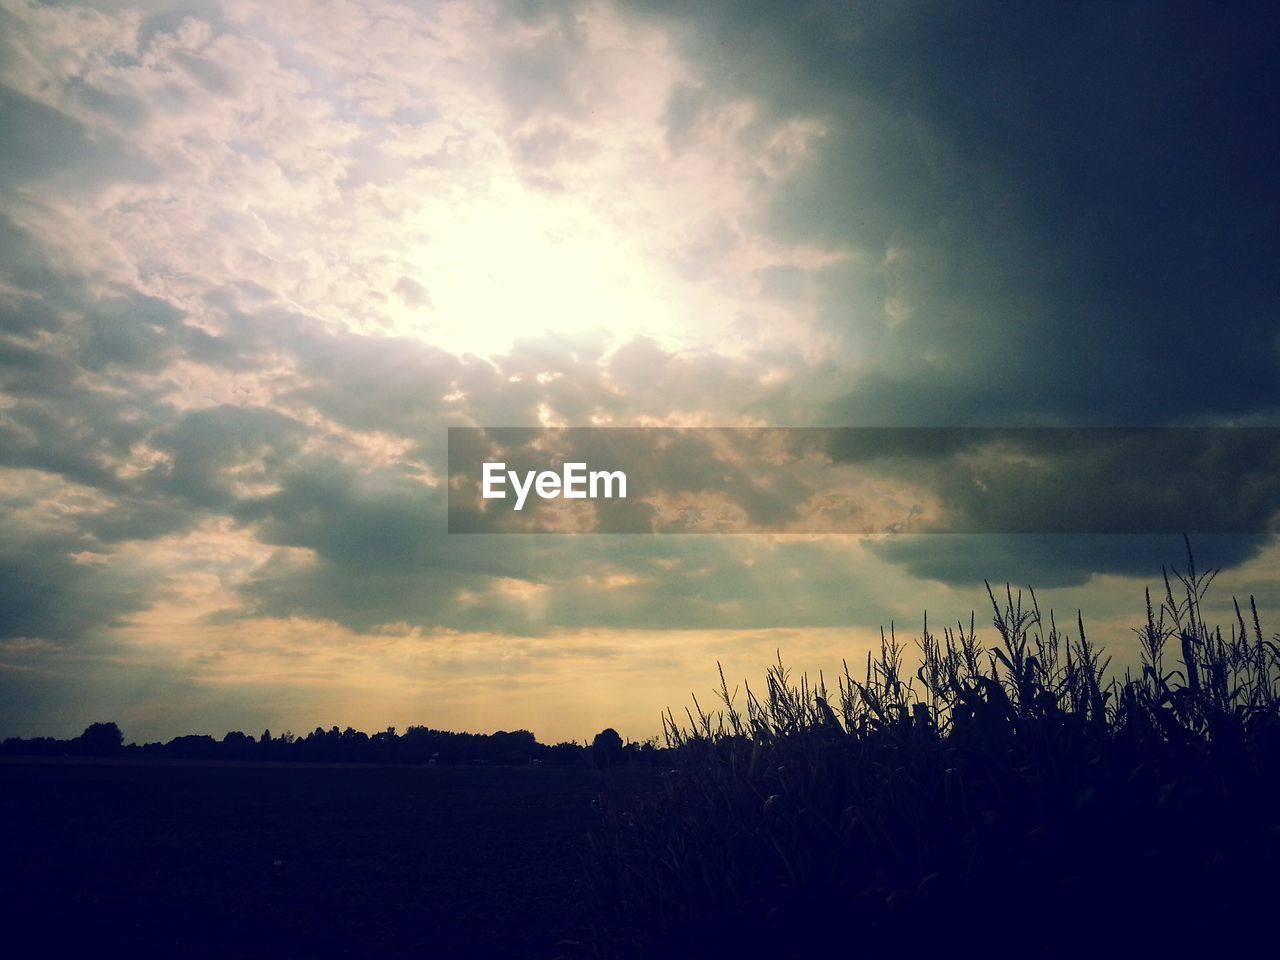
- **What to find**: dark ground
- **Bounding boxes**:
[0,758,653,959]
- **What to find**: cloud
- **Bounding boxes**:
[620,0,1280,425]
[1,0,1277,740]
[871,534,1273,589]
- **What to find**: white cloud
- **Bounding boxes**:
[3,0,845,365]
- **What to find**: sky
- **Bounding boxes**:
[1,0,1278,745]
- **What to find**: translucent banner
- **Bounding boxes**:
[446,427,1280,534]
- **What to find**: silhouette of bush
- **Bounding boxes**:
[581,541,1280,957]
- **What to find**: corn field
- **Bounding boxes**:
[578,541,1280,958]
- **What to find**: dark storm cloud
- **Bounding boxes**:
[871,534,1271,590]
[228,462,503,631]
[146,405,308,509]
[0,217,250,503]
[0,85,158,193]
[0,527,149,641]
[0,329,150,492]
[0,216,246,378]
[598,0,1280,584]
[0,215,300,639]
[622,0,1280,425]
[826,427,1280,535]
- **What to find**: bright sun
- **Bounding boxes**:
[399,183,680,359]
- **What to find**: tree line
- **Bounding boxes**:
[2,721,664,767]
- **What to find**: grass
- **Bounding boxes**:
[579,540,1280,958]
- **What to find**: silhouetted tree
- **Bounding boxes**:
[591,728,624,767]
[222,730,256,759]
[544,741,586,765]
[4,719,597,766]
[77,722,123,756]
[166,734,217,759]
